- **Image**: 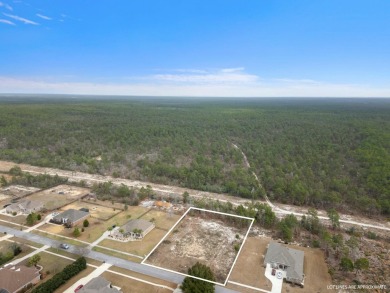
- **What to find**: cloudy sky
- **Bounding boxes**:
[1,0,390,97]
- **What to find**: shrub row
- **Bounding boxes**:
[31,257,87,293]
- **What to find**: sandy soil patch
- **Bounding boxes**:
[145,211,252,284]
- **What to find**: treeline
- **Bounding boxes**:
[0,98,388,216]
[32,257,86,293]
[7,166,68,189]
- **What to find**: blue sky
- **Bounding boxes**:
[0,0,390,97]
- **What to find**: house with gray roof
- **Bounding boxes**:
[6,200,43,215]
[263,242,305,286]
[120,219,155,238]
[77,277,121,293]
[50,209,89,227]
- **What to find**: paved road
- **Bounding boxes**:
[0,225,237,293]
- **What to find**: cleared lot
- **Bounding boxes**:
[145,209,253,284]
[26,185,89,210]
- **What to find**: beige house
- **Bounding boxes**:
[120,219,155,239]
[0,265,41,293]
[6,200,43,215]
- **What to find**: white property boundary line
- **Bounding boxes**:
[142,207,254,287]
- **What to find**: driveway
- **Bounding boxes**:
[264,264,285,293]
[0,224,237,293]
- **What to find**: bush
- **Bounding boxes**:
[37,214,42,221]
[31,257,86,293]
[83,219,89,228]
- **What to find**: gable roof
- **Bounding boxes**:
[6,200,42,213]
[0,265,40,293]
[52,209,89,223]
[122,219,153,233]
[78,277,121,293]
[264,242,304,281]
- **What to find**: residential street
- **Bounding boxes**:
[0,224,238,293]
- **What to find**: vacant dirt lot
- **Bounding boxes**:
[26,185,89,210]
[228,236,331,293]
[145,211,252,284]
[62,201,121,220]
[0,185,41,205]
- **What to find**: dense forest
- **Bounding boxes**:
[0,96,388,216]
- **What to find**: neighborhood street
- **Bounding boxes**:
[0,224,238,293]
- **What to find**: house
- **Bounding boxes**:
[263,242,305,286]
[77,277,122,293]
[120,219,155,238]
[50,209,89,227]
[5,200,43,215]
[0,265,41,293]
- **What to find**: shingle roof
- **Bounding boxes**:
[264,242,304,281]
[0,265,40,293]
[78,277,121,293]
[52,209,89,223]
[6,200,42,213]
[122,219,154,233]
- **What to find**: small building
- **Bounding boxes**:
[0,265,41,293]
[120,219,155,239]
[263,242,305,287]
[5,200,43,215]
[51,209,89,227]
[77,277,122,293]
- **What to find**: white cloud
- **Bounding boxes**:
[152,68,259,84]
[3,12,38,25]
[0,1,13,11]
[1,75,390,98]
[0,18,14,25]
[36,13,51,20]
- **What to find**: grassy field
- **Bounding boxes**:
[32,229,88,247]
[228,236,332,293]
[62,201,121,220]
[27,185,89,210]
[92,246,143,263]
[101,271,175,293]
[228,236,272,291]
[139,209,181,230]
[0,213,27,227]
[38,206,151,243]
[109,266,178,288]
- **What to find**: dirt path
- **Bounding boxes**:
[0,160,389,233]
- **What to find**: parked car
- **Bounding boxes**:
[60,243,70,249]
[272,268,276,276]
[74,284,83,292]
